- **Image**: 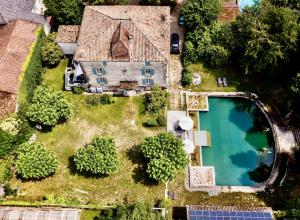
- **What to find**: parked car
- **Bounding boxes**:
[178,15,185,26]
[171,33,180,54]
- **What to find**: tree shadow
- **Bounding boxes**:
[126,145,158,187]
[172,206,187,220]
[67,156,109,179]
[229,150,258,168]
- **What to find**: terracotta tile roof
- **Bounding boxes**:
[74,6,170,62]
[56,25,80,43]
[0,20,39,94]
[218,0,239,22]
[0,0,45,24]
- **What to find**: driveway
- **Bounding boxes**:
[170,1,186,52]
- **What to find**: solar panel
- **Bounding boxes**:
[188,209,273,220]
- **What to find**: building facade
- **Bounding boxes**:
[56,6,170,92]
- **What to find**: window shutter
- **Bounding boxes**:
[104,78,108,84]
[141,68,145,76]
[142,79,146,85]
[96,78,101,84]
[92,68,97,75]
[150,79,154,85]
[150,69,155,76]
[103,61,107,66]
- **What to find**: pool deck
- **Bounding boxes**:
[178,90,296,193]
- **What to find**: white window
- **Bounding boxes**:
[96,68,103,74]
[145,78,151,84]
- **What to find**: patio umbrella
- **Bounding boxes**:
[178,116,193,131]
[183,139,195,154]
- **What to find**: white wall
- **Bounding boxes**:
[58,43,77,55]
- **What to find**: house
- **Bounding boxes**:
[0,0,51,34]
[56,6,170,93]
[0,20,39,117]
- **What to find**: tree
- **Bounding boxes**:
[139,0,176,7]
[16,142,60,179]
[291,73,300,96]
[187,22,232,67]
[140,133,188,183]
[181,0,220,30]
[81,0,128,5]
[144,86,168,114]
[73,136,118,175]
[26,85,72,127]
[44,0,83,24]
[95,203,162,220]
[231,3,299,75]
[269,0,300,9]
[181,67,193,86]
[0,118,33,159]
[41,33,64,67]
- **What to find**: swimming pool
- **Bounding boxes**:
[199,97,274,186]
[239,0,258,10]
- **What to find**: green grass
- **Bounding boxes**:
[81,210,100,220]
[7,60,269,215]
[43,59,68,91]
[186,62,239,92]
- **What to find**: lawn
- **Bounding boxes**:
[6,60,270,218]
[186,62,239,92]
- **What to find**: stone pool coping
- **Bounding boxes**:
[181,91,281,193]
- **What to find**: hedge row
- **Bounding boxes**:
[19,28,45,104]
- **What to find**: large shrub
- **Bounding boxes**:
[140,133,188,183]
[73,136,118,175]
[0,119,33,159]
[144,86,168,114]
[16,142,60,179]
[41,33,64,68]
[96,203,162,220]
[181,67,193,87]
[181,0,220,30]
[26,85,72,127]
[44,0,84,24]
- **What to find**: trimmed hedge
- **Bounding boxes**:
[19,28,45,104]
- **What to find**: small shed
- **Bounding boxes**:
[56,25,80,55]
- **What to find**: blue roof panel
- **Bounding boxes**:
[188,208,273,220]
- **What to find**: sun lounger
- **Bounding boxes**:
[223,77,228,87]
[217,77,223,87]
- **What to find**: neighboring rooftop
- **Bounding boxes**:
[218,0,239,22]
[0,207,81,220]
[0,19,39,94]
[74,6,170,62]
[56,25,81,43]
[186,205,273,220]
[0,0,45,24]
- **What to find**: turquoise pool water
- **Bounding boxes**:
[199,98,274,186]
[239,0,257,10]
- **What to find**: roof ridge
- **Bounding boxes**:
[88,6,131,21]
[129,19,168,61]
